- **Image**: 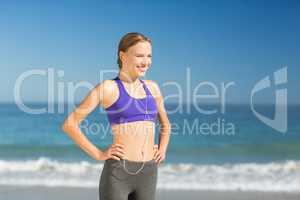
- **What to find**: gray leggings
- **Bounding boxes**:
[99,158,158,200]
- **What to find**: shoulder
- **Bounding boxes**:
[95,79,119,108]
[143,79,162,97]
[144,79,159,87]
[96,79,118,93]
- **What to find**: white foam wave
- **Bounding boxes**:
[0,157,300,192]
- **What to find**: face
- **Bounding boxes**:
[120,41,152,78]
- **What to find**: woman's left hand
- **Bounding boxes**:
[153,145,166,165]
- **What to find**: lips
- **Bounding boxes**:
[136,66,146,72]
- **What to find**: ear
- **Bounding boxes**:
[119,51,125,62]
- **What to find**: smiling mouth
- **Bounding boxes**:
[136,66,147,72]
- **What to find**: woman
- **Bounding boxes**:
[62,32,171,200]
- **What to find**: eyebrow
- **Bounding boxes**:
[135,53,152,56]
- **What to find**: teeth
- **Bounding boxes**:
[137,66,146,69]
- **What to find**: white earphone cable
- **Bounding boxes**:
[122,81,149,175]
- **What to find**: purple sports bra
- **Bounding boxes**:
[105,76,158,125]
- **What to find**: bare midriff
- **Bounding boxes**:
[111,120,155,162]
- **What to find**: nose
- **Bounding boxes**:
[142,57,151,66]
[141,60,148,66]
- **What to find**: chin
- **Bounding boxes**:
[137,74,145,78]
[136,71,146,77]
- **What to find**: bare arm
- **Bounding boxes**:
[147,80,171,154]
[154,83,171,153]
[61,80,124,161]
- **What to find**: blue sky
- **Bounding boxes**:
[0,0,299,104]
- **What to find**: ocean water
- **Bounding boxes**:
[0,103,299,191]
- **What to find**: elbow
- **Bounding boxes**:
[61,118,80,134]
[165,120,171,130]
[61,120,73,133]
[61,122,68,133]
[162,122,171,135]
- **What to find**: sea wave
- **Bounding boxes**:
[0,157,299,192]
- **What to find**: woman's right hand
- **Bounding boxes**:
[100,143,125,161]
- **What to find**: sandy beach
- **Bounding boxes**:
[0,185,299,200]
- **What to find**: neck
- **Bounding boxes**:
[118,70,140,84]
